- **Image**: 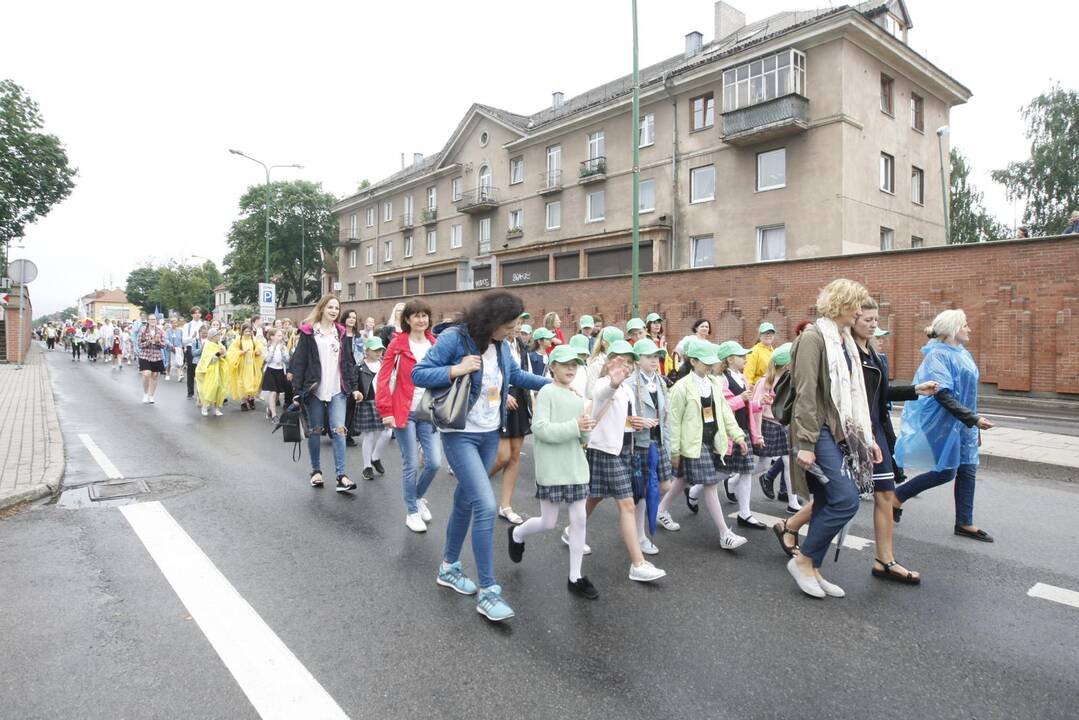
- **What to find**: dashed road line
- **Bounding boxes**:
[1028,582,1079,609]
[78,434,124,479]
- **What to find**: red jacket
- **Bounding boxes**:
[376,329,437,429]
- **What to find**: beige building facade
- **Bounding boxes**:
[329,0,968,301]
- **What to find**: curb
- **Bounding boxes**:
[979,453,1077,484]
[0,483,56,512]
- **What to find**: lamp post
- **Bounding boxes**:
[228,150,303,283]
[629,0,641,317]
[936,126,951,244]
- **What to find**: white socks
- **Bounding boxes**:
[361,429,392,469]
[514,499,587,582]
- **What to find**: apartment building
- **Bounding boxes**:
[328,0,969,301]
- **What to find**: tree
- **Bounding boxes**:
[223,180,338,307]
[34,306,77,326]
[0,79,77,274]
[125,265,161,313]
[992,84,1079,237]
[949,148,1007,244]
[124,260,223,316]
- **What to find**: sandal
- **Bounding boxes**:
[310,471,324,488]
[872,558,921,585]
[336,475,357,493]
[772,520,799,558]
[498,506,524,525]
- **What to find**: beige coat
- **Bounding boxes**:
[789,325,848,499]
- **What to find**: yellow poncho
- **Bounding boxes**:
[195,341,229,407]
[226,335,265,400]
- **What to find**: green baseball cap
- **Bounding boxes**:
[758,322,777,335]
[363,337,385,351]
[607,340,637,358]
[645,312,662,323]
[549,344,585,365]
[874,327,890,338]
[519,324,533,335]
[518,312,532,320]
[632,338,666,359]
[578,314,596,329]
[685,339,720,365]
[569,334,591,354]
[600,326,624,345]
[625,318,646,332]
[717,340,750,360]
[532,327,556,341]
[772,342,793,367]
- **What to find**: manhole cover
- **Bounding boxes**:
[88,479,149,501]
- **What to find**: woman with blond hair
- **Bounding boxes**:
[892,309,995,542]
[542,311,565,351]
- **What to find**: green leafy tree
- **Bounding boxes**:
[125,260,223,316]
[125,265,162,313]
[0,79,77,274]
[991,84,1079,237]
[34,305,77,325]
[949,148,1007,244]
[223,180,338,306]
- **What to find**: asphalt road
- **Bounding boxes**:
[2,350,1078,720]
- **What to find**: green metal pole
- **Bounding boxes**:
[630,0,641,317]
[264,168,272,283]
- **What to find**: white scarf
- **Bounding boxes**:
[815,317,875,490]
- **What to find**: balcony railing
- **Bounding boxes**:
[538,169,563,194]
[721,94,809,147]
[455,187,500,214]
[478,239,492,255]
[421,208,438,225]
[399,212,414,229]
[578,156,607,183]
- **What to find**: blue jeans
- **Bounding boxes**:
[441,431,501,589]
[895,463,977,526]
[801,426,860,568]
[305,393,347,478]
[393,417,442,514]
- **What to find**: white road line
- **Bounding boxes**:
[729,510,875,551]
[1028,582,1079,609]
[981,413,1028,421]
[120,502,349,720]
[78,434,124,479]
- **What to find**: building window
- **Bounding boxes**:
[880,74,894,115]
[690,93,714,131]
[911,166,925,205]
[365,246,374,266]
[450,224,462,249]
[426,230,437,254]
[349,213,357,238]
[384,239,393,262]
[586,190,605,223]
[365,206,375,227]
[880,227,895,251]
[508,208,523,231]
[587,131,605,160]
[546,200,561,230]
[690,235,714,268]
[910,93,924,132]
[880,153,895,193]
[478,165,492,191]
[545,144,562,187]
[479,217,491,254]
[427,186,437,209]
[721,49,806,112]
[403,234,413,258]
[346,283,356,301]
[757,148,786,191]
[639,179,656,213]
[757,225,786,261]
[639,113,655,147]
[383,201,392,222]
[452,177,463,201]
[510,157,524,185]
[880,13,906,41]
[690,164,715,203]
[348,248,357,268]
[365,282,373,299]
[911,236,924,248]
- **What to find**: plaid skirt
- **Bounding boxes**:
[722,442,756,475]
[755,419,791,458]
[683,453,720,485]
[635,445,674,485]
[587,446,634,499]
[536,482,590,503]
[353,400,383,434]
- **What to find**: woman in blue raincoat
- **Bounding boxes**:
[892,310,996,542]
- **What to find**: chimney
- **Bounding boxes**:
[685,31,703,58]
[714,1,745,42]
[413,152,423,166]
[552,91,564,109]
[400,153,405,170]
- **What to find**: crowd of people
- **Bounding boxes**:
[39,278,995,623]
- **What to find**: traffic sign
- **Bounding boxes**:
[258,282,276,323]
[10,259,39,284]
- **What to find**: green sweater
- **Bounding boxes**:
[668,373,744,460]
[532,384,590,487]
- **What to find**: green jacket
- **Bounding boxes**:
[668,373,744,460]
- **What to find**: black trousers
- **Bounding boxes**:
[184,347,196,396]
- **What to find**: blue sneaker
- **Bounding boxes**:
[436,561,477,595]
[476,585,515,622]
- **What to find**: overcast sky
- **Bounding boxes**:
[5,0,1077,315]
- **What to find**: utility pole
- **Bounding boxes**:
[630,0,641,317]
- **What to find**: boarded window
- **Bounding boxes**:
[472,265,492,289]
[587,243,653,278]
[405,276,419,295]
[423,271,456,294]
[501,255,550,286]
[377,278,403,298]
[554,253,579,281]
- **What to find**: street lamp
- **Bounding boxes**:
[936,126,951,244]
[228,149,303,283]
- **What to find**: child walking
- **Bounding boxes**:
[716,341,769,530]
[752,343,802,513]
[507,345,599,600]
[354,337,392,481]
[195,327,228,417]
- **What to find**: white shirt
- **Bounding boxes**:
[266,343,288,370]
[314,327,341,402]
[459,344,502,433]
[692,372,713,398]
[365,359,382,396]
[183,320,204,346]
[409,337,432,411]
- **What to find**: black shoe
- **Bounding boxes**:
[723,478,736,503]
[507,525,525,563]
[240,402,250,411]
[346,436,357,447]
[567,576,599,600]
[954,525,994,543]
[893,507,903,524]
[372,459,385,475]
[777,491,789,503]
[362,466,375,481]
[786,505,801,514]
[684,487,699,514]
[737,515,768,530]
[758,473,775,500]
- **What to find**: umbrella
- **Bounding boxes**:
[834,520,851,562]
[646,442,660,536]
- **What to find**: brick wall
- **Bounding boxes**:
[278,235,1079,397]
[2,284,33,364]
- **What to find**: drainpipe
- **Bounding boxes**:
[662,71,680,270]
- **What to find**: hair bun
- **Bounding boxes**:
[924,325,937,338]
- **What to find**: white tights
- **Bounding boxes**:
[361,429,392,470]
[513,499,587,582]
[657,476,731,536]
[657,476,685,515]
[729,472,754,519]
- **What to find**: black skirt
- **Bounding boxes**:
[500,386,532,438]
[261,367,290,393]
[138,359,165,373]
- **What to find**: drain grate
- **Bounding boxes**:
[88,479,149,501]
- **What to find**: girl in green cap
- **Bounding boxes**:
[750,344,802,515]
[354,337,391,481]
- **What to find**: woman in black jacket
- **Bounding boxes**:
[290,294,361,491]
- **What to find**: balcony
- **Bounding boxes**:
[421,208,438,225]
[507,227,523,240]
[399,213,414,230]
[538,170,563,195]
[578,157,607,184]
[455,187,499,214]
[478,239,492,256]
[721,94,809,147]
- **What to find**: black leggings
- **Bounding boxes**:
[71,343,82,359]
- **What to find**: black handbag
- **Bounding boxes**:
[273,403,308,461]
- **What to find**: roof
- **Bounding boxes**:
[213,283,229,292]
[84,289,130,304]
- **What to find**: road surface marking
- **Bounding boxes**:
[728,510,875,551]
[120,501,349,720]
[980,413,1028,421]
[78,434,124,479]
[1028,582,1079,609]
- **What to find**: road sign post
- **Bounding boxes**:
[258,282,276,325]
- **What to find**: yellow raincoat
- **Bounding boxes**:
[195,341,229,407]
[226,335,265,400]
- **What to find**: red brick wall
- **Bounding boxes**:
[278,236,1079,397]
[3,284,33,363]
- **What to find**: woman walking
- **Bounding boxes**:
[893,310,994,542]
[541,311,565,350]
[413,291,549,623]
[673,319,711,366]
[490,313,535,526]
[70,326,84,362]
[137,314,166,403]
[226,324,265,412]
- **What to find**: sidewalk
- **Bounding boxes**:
[0,344,65,510]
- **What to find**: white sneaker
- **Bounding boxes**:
[201,407,209,417]
[561,527,592,555]
[142,394,149,404]
[405,513,427,533]
[787,557,826,598]
[719,531,748,550]
[639,537,659,555]
[214,408,224,416]
[148,396,155,404]
[816,575,846,598]
[417,498,432,522]
[657,510,680,531]
[629,560,667,582]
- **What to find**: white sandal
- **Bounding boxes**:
[498,506,524,525]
